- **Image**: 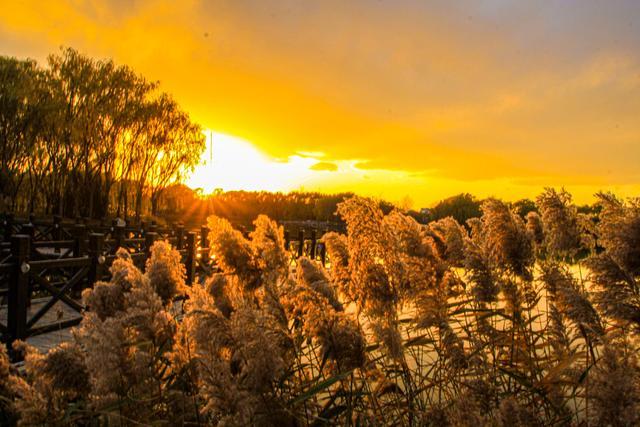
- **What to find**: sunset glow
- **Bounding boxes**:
[1,1,639,206]
[3,3,640,423]
[186,131,319,193]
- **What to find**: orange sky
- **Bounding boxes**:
[1,0,639,207]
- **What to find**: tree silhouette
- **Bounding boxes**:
[0,48,204,220]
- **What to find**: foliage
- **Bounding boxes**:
[158,187,357,230]
[4,189,640,426]
[0,48,204,219]
[427,192,481,225]
[511,198,538,218]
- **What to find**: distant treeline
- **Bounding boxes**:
[155,186,602,230]
[156,186,392,229]
[425,192,601,225]
[0,48,204,220]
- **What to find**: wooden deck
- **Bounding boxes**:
[25,327,75,353]
[1,218,325,362]
[1,297,80,353]
[2,297,188,356]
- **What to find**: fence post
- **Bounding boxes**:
[53,215,62,253]
[21,222,35,240]
[310,229,317,260]
[297,229,304,258]
[200,225,209,265]
[185,232,197,284]
[145,231,158,260]
[8,235,30,352]
[88,233,105,287]
[175,224,185,250]
[73,224,87,257]
[114,225,125,254]
[200,225,209,249]
[320,243,327,267]
[17,224,35,307]
[3,213,13,242]
[110,219,118,237]
[284,230,290,251]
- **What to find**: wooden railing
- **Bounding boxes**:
[0,230,205,350]
[1,215,330,355]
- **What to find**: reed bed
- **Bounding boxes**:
[1,188,639,426]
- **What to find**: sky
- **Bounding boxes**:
[1,0,639,207]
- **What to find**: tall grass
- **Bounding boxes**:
[2,190,639,426]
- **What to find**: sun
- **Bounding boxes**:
[185,131,317,194]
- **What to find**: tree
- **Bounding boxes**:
[0,48,205,219]
[145,96,204,216]
[511,198,537,218]
[428,193,481,225]
[0,57,43,211]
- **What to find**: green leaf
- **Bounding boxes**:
[290,370,354,405]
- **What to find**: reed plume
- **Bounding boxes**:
[6,190,640,426]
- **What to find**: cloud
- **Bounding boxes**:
[309,161,338,172]
[1,0,639,204]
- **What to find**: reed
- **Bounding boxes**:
[2,189,639,426]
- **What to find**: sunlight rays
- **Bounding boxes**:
[186,131,318,193]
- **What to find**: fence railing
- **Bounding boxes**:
[1,214,329,355]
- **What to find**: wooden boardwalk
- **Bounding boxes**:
[1,297,192,356]
[1,215,327,361]
[1,297,80,353]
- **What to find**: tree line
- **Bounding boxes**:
[424,192,600,225]
[156,186,603,231]
[157,187,379,229]
[0,48,204,220]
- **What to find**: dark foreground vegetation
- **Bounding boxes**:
[1,188,639,426]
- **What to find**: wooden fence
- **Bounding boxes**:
[0,214,328,356]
